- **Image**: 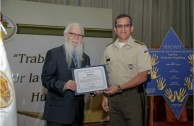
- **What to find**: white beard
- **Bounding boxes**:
[64,38,83,68]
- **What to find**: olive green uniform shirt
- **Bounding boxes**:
[102,36,152,86]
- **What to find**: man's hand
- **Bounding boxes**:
[64,80,77,91]
[102,96,109,112]
[104,86,118,95]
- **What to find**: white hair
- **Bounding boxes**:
[64,23,84,35]
[63,23,84,68]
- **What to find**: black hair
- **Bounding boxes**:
[114,14,132,26]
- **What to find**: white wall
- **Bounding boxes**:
[2,0,112,29]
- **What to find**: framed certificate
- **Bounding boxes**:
[72,65,108,95]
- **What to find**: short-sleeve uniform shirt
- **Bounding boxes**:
[102,36,152,86]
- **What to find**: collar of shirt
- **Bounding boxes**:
[114,36,134,48]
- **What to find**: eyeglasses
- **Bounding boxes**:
[115,24,131,29]
[68,32,84,39]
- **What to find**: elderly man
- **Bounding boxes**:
[41,23,90,126]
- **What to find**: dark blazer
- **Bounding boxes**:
[41,45,90,124]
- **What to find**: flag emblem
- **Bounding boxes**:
[0,13,17,126]
[0,71,15,108]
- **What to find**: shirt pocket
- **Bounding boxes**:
[105,58,120,74]
[123,55,138,77]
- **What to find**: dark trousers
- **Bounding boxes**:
[109,87,146,126]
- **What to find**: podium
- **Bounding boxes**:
[149,96,193,126]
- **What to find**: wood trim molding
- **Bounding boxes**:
[17,24,113,38]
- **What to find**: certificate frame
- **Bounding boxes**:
[72,65,108,95]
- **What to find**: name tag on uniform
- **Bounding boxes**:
[106,58,110,65]
[106,58,110,62]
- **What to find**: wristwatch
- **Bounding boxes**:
[117,85,122,93]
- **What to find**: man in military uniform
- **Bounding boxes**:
[101,14,152,126]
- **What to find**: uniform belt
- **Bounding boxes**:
[110,84,145,97]
[120,84,144,94]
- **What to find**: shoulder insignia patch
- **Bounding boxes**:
[134,40,145,45]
